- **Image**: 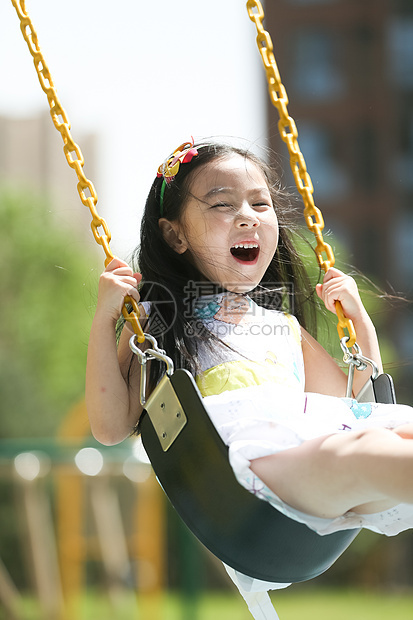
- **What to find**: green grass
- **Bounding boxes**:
[273,588,413,620]
[14,588,413,620]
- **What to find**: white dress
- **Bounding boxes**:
[193,292,413,537]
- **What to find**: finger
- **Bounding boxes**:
[322,279,342,296]
[321,276,348,297]
[133,272,142,284]
[323,281,342,302]
[119,276,140,288]
[326,284,356,314]
[324,297,338,314]
[321,290,336,313]
[123,287,141,304]
[112,269,137,284]
[323,267,344,284]
[320,283,341,312]
[317,279,343,299]
[324,280,353,302]
[105,257,130,272]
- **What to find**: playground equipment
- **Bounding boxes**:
[0,404,165,620]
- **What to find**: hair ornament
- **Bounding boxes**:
[157,138,198,183]
[157,138,198,216]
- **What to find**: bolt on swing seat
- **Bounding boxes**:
[132,337,395,585]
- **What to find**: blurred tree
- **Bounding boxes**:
[0,186,100,438]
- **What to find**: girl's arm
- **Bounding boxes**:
[86,258,145,445]
[303,267,383,397]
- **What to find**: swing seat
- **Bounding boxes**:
[139,369,361,583]
[356,373,396,405]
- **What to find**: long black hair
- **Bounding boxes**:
[126,142,318,394]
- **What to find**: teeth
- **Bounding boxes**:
[232,243,259,249]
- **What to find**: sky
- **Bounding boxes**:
[0,0,266,257]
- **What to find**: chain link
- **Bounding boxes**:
[11,0,144,342]
[247,0,356,347]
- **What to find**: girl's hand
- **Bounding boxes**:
[96,257,142,322]
[315,268,366,323]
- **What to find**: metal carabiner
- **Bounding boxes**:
[129,333,175,406]
[340,338,379,398]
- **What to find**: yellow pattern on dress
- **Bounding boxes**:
[196,357,298,397]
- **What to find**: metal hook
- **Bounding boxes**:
[340,338,379,398]
[129,334,175,406]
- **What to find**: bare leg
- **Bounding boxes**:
[393,423,413,439]
[250,426,413,519]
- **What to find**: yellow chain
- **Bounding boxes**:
[247,0,356,347]
[11,0,355,348]
[11,0,145,343]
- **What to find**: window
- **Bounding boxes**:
[291,123,350,200]
[393,98,413,190]
[387,18,413,89]
[393,211,413,282]
[290,30,346,101]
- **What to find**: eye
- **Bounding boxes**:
[253,202,272,209]
[211,202,233,209]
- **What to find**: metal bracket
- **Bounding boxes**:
[143,374,187,451]
[129,333,186,451]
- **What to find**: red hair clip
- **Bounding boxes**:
[157,138,199,216]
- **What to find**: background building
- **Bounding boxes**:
[0,111,97,240]
[265,0,413,399]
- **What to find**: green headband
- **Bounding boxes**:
[159,179,167,216]
[156,139,199,216]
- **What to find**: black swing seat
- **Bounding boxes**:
[139,368,398,584]
[356,372,396,405]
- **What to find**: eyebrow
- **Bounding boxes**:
[202,187,232,200]
[202,186,271,200]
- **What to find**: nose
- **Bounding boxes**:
[235,203,260,228]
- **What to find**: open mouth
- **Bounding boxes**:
[230,243,260,264]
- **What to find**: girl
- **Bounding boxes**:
[86,140,413,616]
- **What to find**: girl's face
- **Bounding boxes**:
[169,154,279,293]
